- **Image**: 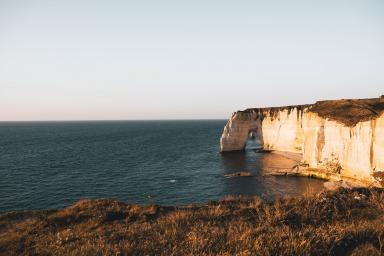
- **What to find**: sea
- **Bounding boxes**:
[0,120,324,212]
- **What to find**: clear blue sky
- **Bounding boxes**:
[0,0,383,120]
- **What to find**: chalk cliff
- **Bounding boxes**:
[220,97,384,186]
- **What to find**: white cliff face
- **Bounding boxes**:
[301,113,378,182]
[220,107,306,153]
[220,104,384,186]
[220,111,258,151]
[261,108,304,153]
[373,115,384,173]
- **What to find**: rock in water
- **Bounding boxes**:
[224,172,253,178]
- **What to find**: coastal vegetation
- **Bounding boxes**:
[1,188,384,255]
[220,97,384,187]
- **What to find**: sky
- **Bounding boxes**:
[0,0,383,121]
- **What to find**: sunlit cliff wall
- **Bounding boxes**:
[220,98,384,185]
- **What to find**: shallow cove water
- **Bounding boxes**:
[0,120,324,212]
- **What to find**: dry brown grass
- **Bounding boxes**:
[243,97,384,127]
[309,97,384,126]
[1,188,384,255]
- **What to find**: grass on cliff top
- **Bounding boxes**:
[1,188,384,256]
[243,97,384,126]
[309,97,384,126]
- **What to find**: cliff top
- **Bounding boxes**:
[310,97,384,126]
[243,97,384,126]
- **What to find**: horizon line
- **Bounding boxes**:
[0,118,228,122]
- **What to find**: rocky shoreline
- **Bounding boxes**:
[261,152,376,190]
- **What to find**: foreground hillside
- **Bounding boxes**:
[1,188,384,255]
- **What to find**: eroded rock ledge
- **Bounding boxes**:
[220,97,384,186]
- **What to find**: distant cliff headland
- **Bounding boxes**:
[220,97,384,187]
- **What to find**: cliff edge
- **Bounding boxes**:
[220,97,384,186]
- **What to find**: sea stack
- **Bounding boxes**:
[220,97,384,186]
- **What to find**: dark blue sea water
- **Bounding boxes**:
[0,121,324,212]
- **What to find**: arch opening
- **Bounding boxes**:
[245,129,263,150]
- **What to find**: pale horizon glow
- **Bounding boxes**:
[1,0,383,121]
